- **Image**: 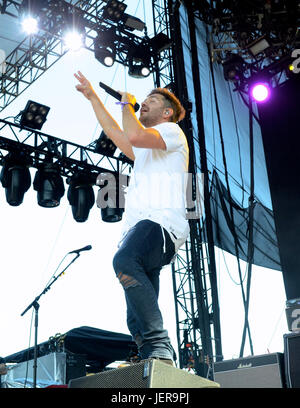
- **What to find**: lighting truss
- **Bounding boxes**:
[150,0,174,88]
[0,0,161,111]
[199,1,300,93]
[0,119,132,180]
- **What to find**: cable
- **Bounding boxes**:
[41,205,70,287]
[220,247,247,286]
[266,306,286,351]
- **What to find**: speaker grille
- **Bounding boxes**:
[68,359,220,388]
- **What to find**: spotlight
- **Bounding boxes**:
[248,36,271,57]
[21,16,39,34]
[102,0,127,23]
[122,14,145,32]
[128,64,150,78]
[94,131,117,157]
[149,32,172,53]
[222,53,245,82]
[19,100,50,130]
[96,173,125,223]
[0,152,32,206]
[19,0,48,33]
[94,46,115,67]
[33,162,65,207]
[63,30,84,51]
[67,173,95,222]
[128,43,151,78]
[250,82,271,103]
[94,29,116,67]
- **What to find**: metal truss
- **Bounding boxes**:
[0,118,132,180]
[197,1,300,92]
[150,0,174,88]
[0,0,157,111]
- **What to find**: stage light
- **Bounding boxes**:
[128,43,151,78]
[288,63,295,72]
[222,53,245,82]
[94,29,116,67]
[67,173,95,222]
[102,0,127,23]
[63,30,84,51]
[96,173,125,223]
[94,131,117,157]
[21,16,39,34]
[128,62,150,78]
[18,100,50,130]
[94,46,115,67]
[149,32,172,53]
[248,36,270,57]
[250,82,271,103]
[33,163,65,207]
[0,152,32,206]
[122,14,145,32]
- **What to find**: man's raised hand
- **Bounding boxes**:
[74,71,96,100]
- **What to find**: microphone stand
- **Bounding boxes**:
[21,252,81,388]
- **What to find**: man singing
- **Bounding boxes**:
[74,71,189,366]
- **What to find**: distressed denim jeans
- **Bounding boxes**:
[113,219,175,360]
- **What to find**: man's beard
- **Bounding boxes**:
[139,112,160,128]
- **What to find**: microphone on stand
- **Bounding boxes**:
[69,245,92,254]
[99,82,140,112]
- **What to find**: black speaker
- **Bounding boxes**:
[213,353,285,388]
[68,358,220,388]
[284,332,300,388]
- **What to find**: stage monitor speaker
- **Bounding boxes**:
[284,332,300,388]
[68,358,220,388]
[213,353,285,388]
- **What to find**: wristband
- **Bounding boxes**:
[115,101,134,110]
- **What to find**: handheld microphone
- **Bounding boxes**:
[99,82,140,112]
[69,245,92,254]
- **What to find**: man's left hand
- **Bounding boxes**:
[118,91,137,108]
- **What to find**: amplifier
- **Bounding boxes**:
[213,353,285,388]
[284,332,300,388]
[68,358,220,388]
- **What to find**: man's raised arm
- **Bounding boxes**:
[74,71,135,161]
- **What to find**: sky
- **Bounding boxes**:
[0,1,289,373]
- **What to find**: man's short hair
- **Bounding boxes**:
[148,88,186,123]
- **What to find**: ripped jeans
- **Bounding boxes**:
[113,219,175,360]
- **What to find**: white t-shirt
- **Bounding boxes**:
[120,121,190,253]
